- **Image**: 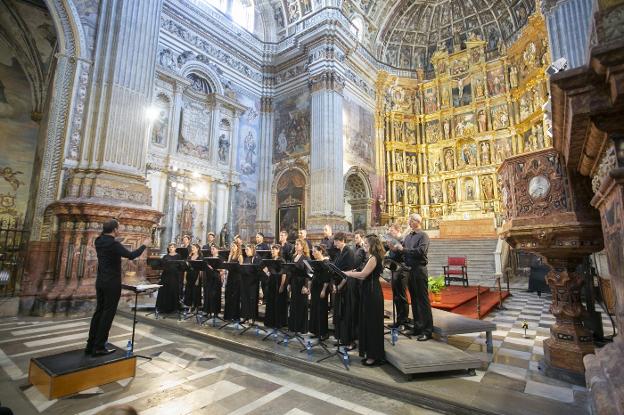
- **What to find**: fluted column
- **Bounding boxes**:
[256,97,274,236]
[307,70,347,233]
[542,0,594,69]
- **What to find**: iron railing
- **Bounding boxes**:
[0,219,29,297]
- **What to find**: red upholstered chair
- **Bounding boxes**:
[443,257,468,287]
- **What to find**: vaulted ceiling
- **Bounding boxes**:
[256,0,536,72]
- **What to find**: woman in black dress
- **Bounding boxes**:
[202,244,222,317]
[288,239,310,334]
[223,242,243,321]
[309,245,330,339]
[263,244,288,329]
[183,243,203,312]
[156,243,182,314]
[241,245,262,322]
[345,234,386,366]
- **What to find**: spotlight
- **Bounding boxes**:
[145,105,160,122]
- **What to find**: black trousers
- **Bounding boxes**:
[86,283,121,351]
[391,267,409,324]
[408,265,433,336]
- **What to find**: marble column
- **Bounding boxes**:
[542,0,594,69]
[307,70,347,233]
[256,97,274,236]
[27,0,164,315]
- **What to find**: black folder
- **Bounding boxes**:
[205,257,225,270]
[256,250,272,260]
[217,250,230,261]
[176,247,189,259]
[261,259,284,274]
[326,262,348,284]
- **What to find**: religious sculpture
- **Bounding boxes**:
[218,134,230,162]
[441,86,451,107]
[481,176,494,200]
[509,65,519,89]
[446,180,456,203]
[444,148,455,171]
[395,153,404,172]
[405,156,413,175]
[411,156,418,175]
[443,119,451,139]
[480,141,491,165]
[478,110,487,132]
[465,180,475,200]
[474,77,485,98]
[460,143,477,166]
[396,182,405,202]
[430,182,442,204]
[407,185,418,205]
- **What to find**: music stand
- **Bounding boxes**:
[201,257,226,327]
[255,250,272,260]
[217,249,230,261]
[176,247,189,260]
[238,262,267,336]
[147,258,187,319]
[383,258,411,341]
[278,262,308,348]
[122,283,162,361]
[300,260,333,358]
[260,259,289,341]
[315,262,350,370]
[219,261,247,331]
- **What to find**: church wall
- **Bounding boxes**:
[0,58,38,226]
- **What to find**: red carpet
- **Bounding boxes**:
[381,281,509,319]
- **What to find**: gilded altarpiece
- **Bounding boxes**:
[379,13,552,232]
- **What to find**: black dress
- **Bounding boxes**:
[183,256,202,309]
[223,260,241,321]
[309,259,330,338]
[333,247,358,345]
[202,261,222,315]
[358,258,385,361]
[155,254,182,313]
[240,256,261,320]
[264,259,288,329]
[288,254,309,333]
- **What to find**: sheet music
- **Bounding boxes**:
[136,284,162,291]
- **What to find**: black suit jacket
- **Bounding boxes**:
[94,234,146,287]
[333,246,355,271]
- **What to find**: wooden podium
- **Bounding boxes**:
[29,347,136,399]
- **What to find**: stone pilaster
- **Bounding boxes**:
[22,0,164,315]
[307,70,348,233]
[256,97,274,236]
[542,0,594,69]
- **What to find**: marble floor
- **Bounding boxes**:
[0,286,610,415]
[0,314,439,415]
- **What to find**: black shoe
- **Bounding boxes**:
[92,347,116,356]
[407,329,422,336]
[416,334,432,341]
[84,348,92,356]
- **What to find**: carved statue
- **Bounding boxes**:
[474,77,485,98]
[447,180,456,203]
[509,65,519,89]
[395,153,404,172]
[430,182,443,204]
[411,156,418,175]
[442,86,450,107]
[218,134,230,162]
[444,149,455,171]
[465,181,475,200]
[480,141,491,165]
[482,176,494,200]
[407,185,418,204]
[443,119,451,139]
[478,110,487,132]
[396,183,405,202]
[405,156,413,175]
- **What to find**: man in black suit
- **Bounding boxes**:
[255,232,270,251]
[333,232,358,348]
[202,232,216,250]
[353,230,367,270]
[86,219,150,356]
[320,224,338,261]
[278,230,294,262]
[390,213,432,341]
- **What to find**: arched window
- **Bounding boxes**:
[351,15,364,42]
[198,0,255,32]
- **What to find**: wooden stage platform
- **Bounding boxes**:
[381,283,510,319]
[29,346,136,399]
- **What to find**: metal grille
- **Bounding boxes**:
[0,220,29,297]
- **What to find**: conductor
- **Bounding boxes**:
[85,219,150,356]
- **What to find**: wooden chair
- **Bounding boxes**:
[443,257,468,287]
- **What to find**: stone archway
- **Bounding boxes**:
[274,168,307,239]
[344,169,373,232]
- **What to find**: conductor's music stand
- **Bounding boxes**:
[122,283,162,361]
[383,258,411,341]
